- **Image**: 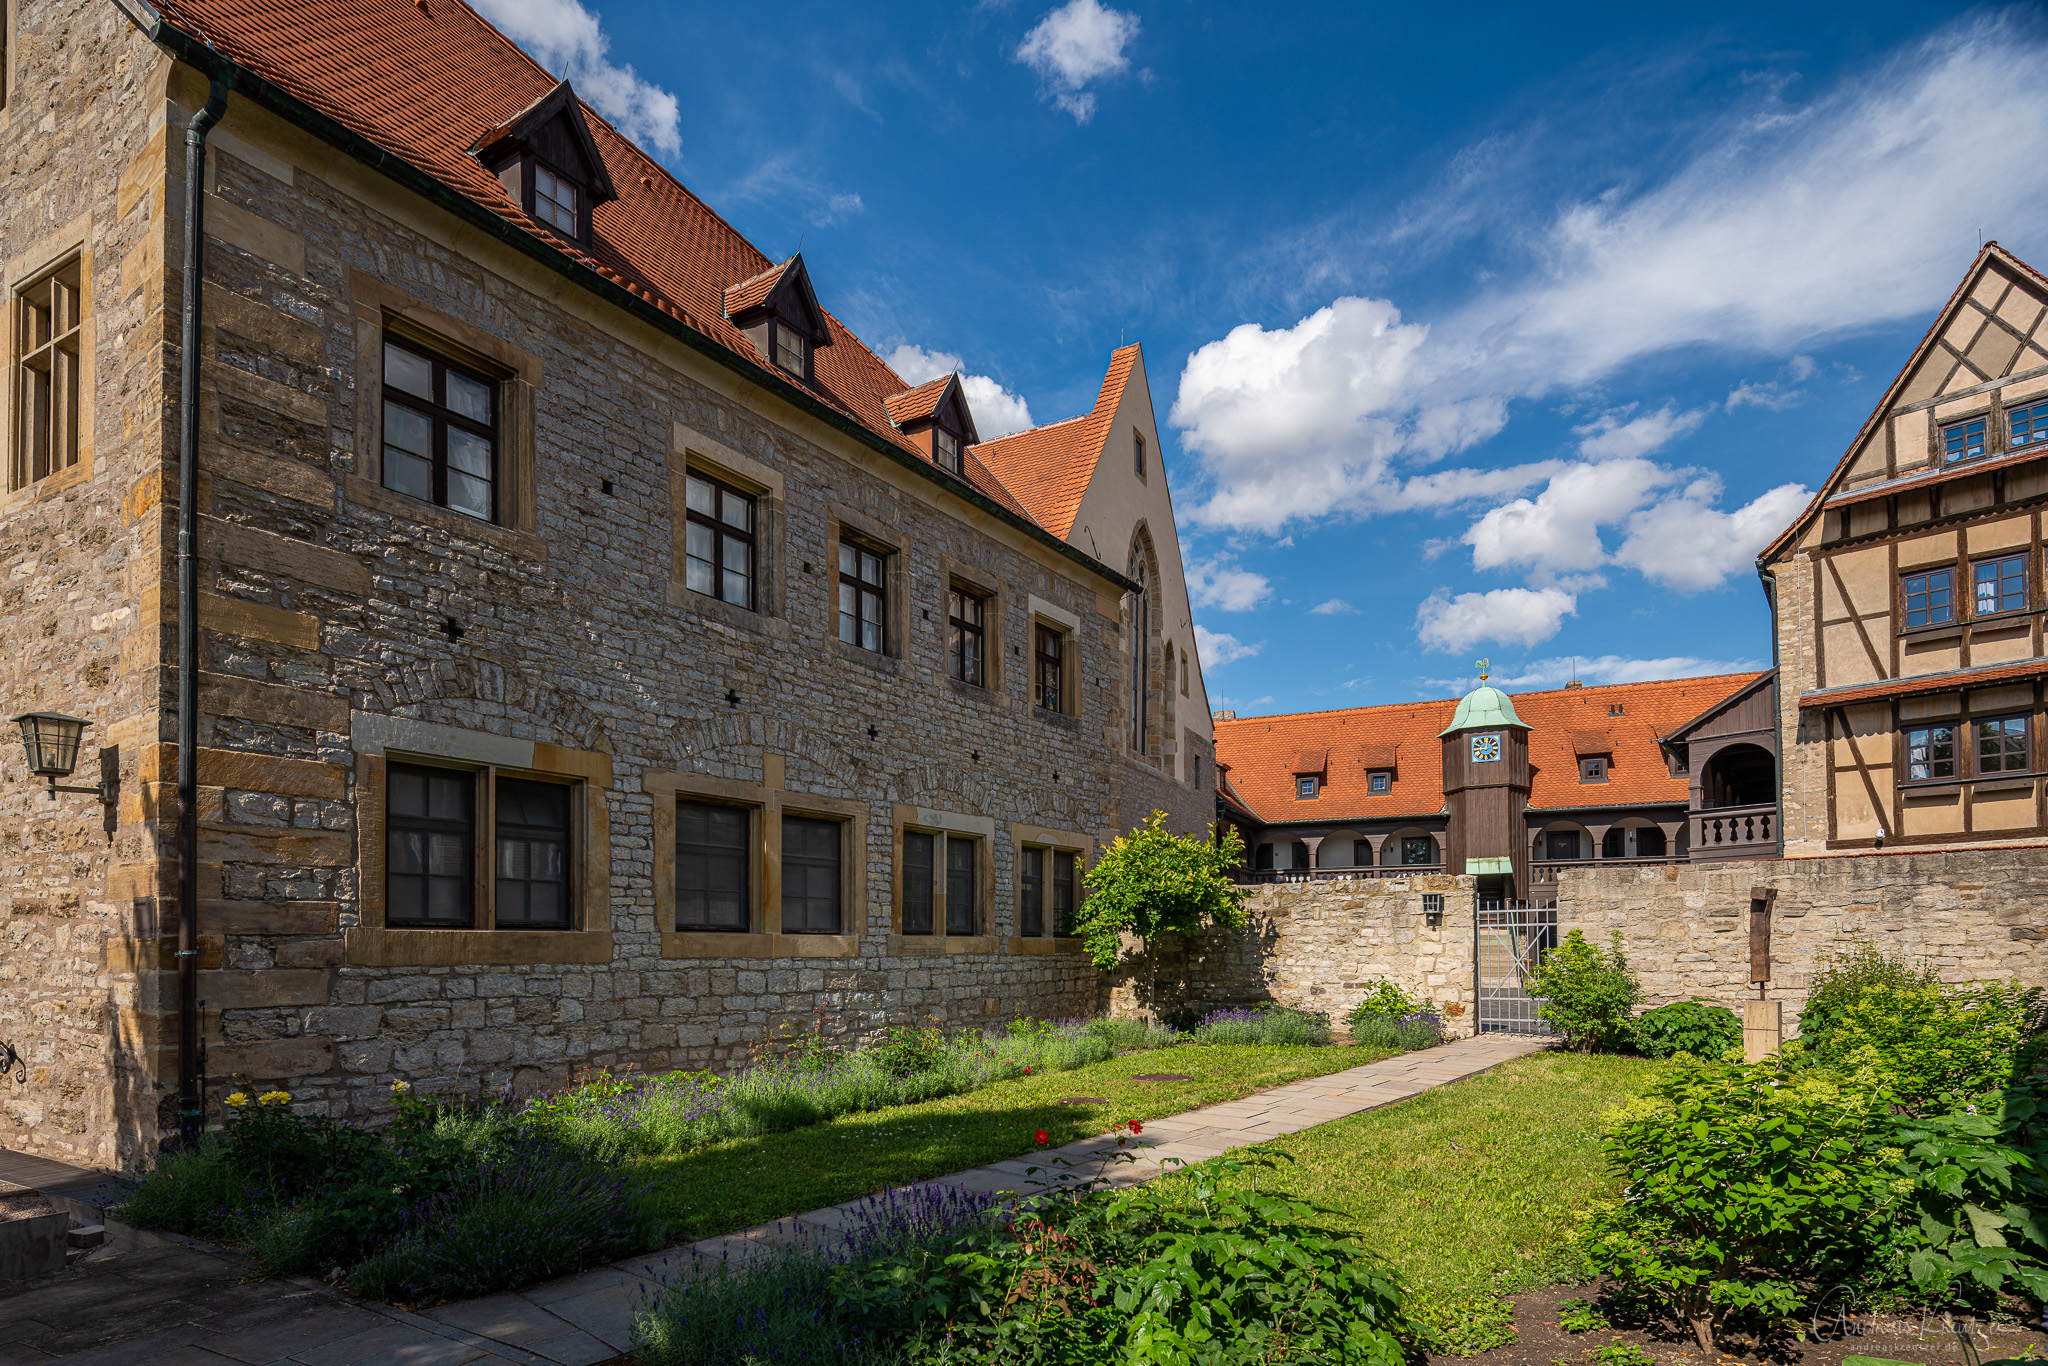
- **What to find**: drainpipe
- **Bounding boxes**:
[177,78,229,1147]
[1757,564,1785,860]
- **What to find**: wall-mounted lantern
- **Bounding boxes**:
[1422,893,1445,929]
[12,712,117,805]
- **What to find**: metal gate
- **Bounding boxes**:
[1475,899,1559,1035]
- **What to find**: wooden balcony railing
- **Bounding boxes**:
[1232,864,1445,886]
[1529,857,1683,885]
[1693,803,1776,855]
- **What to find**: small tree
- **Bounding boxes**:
[1531,928,1639,1052]
[1077,813,1249,1016]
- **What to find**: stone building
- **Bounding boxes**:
[1210,671,1776,899]
[975,346,1216,837]
[1761,242,2048,855]
[0,0,1211,1167]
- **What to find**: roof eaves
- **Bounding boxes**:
[139,14,1137,595]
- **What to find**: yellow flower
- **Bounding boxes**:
[391,1078,411,1093]
[258,1090,292,1106]
[225,1091,250,1108]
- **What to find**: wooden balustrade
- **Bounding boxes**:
[1231,865,1445,886]
[1693,803,1776,853]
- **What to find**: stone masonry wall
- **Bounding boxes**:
[0,6,175,1168]
[1558,847,2048,1026]
[1104,875,1479,1031]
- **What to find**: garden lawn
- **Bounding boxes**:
[1174,1051,1666,1302]
[637,1042,1391,1240]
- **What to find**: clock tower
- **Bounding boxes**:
[1439,664,1532,898]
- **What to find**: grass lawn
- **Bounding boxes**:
[1170,1051,1666,1303]
[637,1041,1392,1240]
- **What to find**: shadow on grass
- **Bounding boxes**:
[636,1044,1397,1240]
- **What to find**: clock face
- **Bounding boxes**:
[1470,733,1501,763]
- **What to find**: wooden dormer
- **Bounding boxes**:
[883,373,980,476]
[470,80,618,246]
[722,254,833,386]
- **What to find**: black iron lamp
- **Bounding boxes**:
[12,712,116,804]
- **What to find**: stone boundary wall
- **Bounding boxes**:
[1103,848,2046,1039]
[1558,847,2048,1028]
[1104,875,1480,1033]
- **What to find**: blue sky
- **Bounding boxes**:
[474,0,2048,713]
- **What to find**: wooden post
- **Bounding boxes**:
[1748,885,1776,992]
[1743,999,1782,1062]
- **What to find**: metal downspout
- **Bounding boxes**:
[177,78,229,1146]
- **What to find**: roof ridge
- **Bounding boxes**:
[1214,670,1768,727]
[972,411,1090,449]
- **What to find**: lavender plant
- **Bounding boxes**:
[1348,1010,1449,1053]
[1191,1005,1331,1046]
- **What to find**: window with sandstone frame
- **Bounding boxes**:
[384,760,579,930]
[12,259,83,490]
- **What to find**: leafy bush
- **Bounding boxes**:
[1191,1006,1330,1047]
[1348,1011,1448,1053]
[1629,1000,1741,1061]
[1557,1297,1610,1333]
[1076,813,1249,976]
[1805,981,2042,1113]
[1885,1079,2048,1302]
[1577,1057,1895,1351]
[868,1024,952,1079]
[1797,940,1941,1052]
[114,1136,244,1239]
[1532,930,1640,1052]
[827,1155,1412,1365]
[1407,1288,1517,1355]
[1348,978,1420,1024]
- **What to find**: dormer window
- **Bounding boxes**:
[934,427,961,475]
[470,81,618,248]
[772,323,808,379]
[533,164,580,234]
[1368,771,1391,794]
[1297,776,1319,799]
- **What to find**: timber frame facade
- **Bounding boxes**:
[1762,243,2048,855]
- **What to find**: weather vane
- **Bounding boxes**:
[1475,657,1490,682]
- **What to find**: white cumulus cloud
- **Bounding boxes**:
[470,0,682,158]
[887,345,1035,439]
[1187,557,1272,612]
[1014,0,1141,123]
[1427,653,1767,691]
[1573,404,1708,460]
[1464,457,1673,579]
[1614,479,1814,591]
[1195,625,1261,668]
[1414,586,1577,653]
[1309,598,1357,615]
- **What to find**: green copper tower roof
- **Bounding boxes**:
[1439,665,1530,736]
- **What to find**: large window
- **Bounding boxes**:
[1902,568,1955,629]
[494,778,572,928]
[1035,624,1066,712]
[382,338,498,522]
[1977,715,2031,774]
[13,260,83,490]
[901,829,981,936]
[1019,846,1079,939]
[781,816,842,933]
[946,837,978,935]
[684,472,756,609]
[2011,401,2048,450]
[1128,554,1149,752]
[676,800,750,931]
[533,163,580,235]
[1973,554,2029,616]
[386,764,579,929]
[839,541,886,652]
[1400,836,1434,866]
[948,586,986,686]
[386,764,474,926]
[1906,723,1956,780]
[1943,417,1986,463]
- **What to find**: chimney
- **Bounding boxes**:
[1212,709,1236,721]
[1564,680,1583,690]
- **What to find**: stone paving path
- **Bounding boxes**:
[0,1033,1550,1364]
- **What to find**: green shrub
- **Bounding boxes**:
[1347,1011,1448,1053]
[835,1156,1411,1365]
[1532,930,1640,1052]
[1882,1078,2048,1304]
[114,1137,243,1238]
[1348,978,1420,1024]
[1629,1000,1741,1061]
[1797,941,1940,1052]
[634,1245,900,1365]
[1577,1057,1895,1352]
[869,1024,951,1078]
[1807,981,2042,1113]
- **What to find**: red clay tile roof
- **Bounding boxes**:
[1290,748,1328,774]
[1216,673,1765,824]
[973,344,1142,539]
[1358,742,1399,769]
[1797,658,2048,708]
[723,258,796,319]
[146,0,1047,531]
[882,375,953,429]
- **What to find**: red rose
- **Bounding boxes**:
[1023,1067,1032,1074]
[1034,1128,1050,1146]
[1129,1121,1142,1135]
